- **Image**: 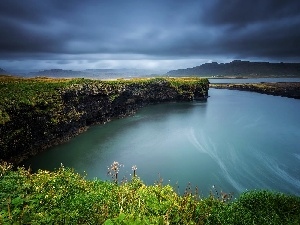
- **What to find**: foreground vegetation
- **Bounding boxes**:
[1,162,299,224]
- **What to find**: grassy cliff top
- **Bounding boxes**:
[0,75,208,125]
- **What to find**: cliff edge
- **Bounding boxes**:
[0,76,209,164]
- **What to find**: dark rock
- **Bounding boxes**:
[210,82,300,99]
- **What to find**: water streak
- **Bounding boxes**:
[253,151,300,194]
[294,153,300,161]
[187,128,244,192]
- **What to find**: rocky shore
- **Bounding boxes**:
[0,76,209,164]
[210,82,300,99]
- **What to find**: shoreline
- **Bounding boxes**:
[210,82,300,99]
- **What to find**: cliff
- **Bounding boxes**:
[167,60,300,77]
[0,76,209,164]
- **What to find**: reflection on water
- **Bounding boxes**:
[25,89,300,196]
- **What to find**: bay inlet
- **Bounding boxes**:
[24,87,300,196]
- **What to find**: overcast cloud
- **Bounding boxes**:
[0,0,300,71]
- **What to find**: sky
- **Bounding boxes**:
[0,0,300,72]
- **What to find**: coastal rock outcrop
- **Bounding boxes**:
[210,82,300,99]
[0,77,209,164]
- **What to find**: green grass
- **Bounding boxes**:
[0,76,79,125]
[1,162,299,224]
[0,75,209,125]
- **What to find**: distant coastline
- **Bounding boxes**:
[166,60,300,77]
[210,82,300,99]
[0,68,168,79]
[2,60,300,79]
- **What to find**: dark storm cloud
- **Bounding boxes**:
[0,0,86,55]
[201,0,300,27]
[0,0,300,70]
[199,0,300,58]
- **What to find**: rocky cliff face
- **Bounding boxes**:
[0,77,209,164]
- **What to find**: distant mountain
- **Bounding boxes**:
[84,68,167,78]
[28,69,86,78]
[28,68,167,79]
[0,68,8,75]
[166,60,300,77]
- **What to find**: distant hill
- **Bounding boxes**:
[28,69,86,78]
[166,60,300,77]
[28,68,167,79]
[84,68,167,78]
[0,68,8,75]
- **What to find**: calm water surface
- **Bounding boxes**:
[25,89,300,196]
